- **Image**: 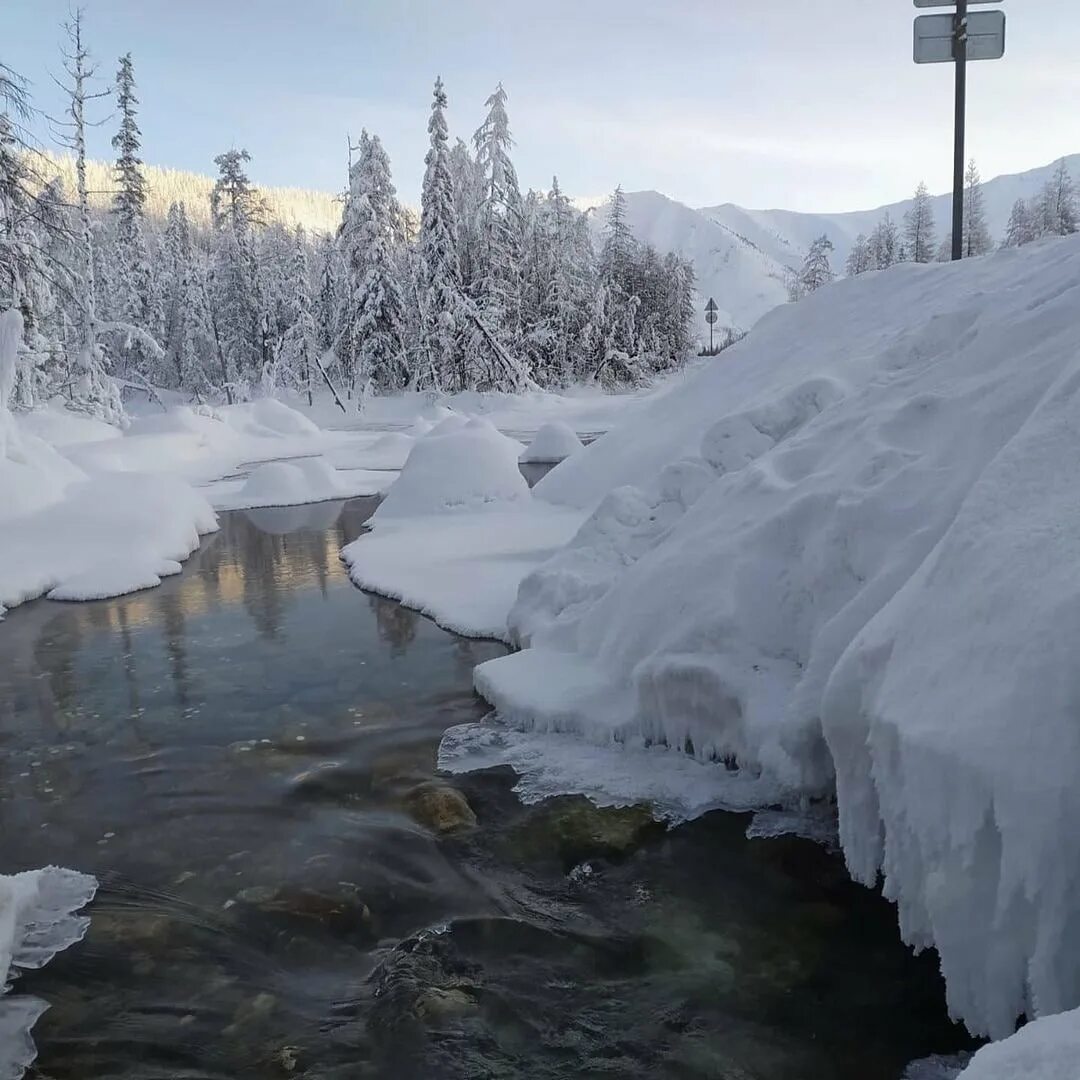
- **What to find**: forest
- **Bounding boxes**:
[1,16,698,421]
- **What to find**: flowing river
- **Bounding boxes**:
[0,496,976,1079]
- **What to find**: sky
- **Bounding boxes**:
[4,0,1080,214]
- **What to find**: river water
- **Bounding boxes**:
[0,497,976,1079]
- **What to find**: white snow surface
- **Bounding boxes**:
[466,235,1080,1036]
[519,421,585,463]
[212,455,390,511]
[955,1008,1080,1079]
[0,866,97,1079]
[342,504,585,641]
[372,418,527,520]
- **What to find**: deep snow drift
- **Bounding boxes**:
[454,235,1080,1037]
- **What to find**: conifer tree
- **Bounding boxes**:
[57,12,124,424]
[472,83,524,345]
[1002,198,1036,248]
[962,160,992,257]
[416,77,463,389]
[789,235,833,301]
[903,181,937,264]
[845,234,872,276]
[110,52,154,377]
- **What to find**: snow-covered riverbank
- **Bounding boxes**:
[337,235,1080,1046]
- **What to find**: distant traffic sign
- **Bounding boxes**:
[705,298,718,311]
[914,10,1005,63]
[704,310,718,325]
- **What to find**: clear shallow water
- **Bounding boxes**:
[0,498,977,1079]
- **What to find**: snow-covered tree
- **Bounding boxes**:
[471,83,524,345]
[208,149,266,399]
[1002,198,1037,249]
[339,131,408,396]
[110,52,155,378]
[278,227,319,404]
[55,12,125,424]
[845,234,872,276]
[1034,159,1078,238]
[789,234,833,301]
[161,201,212,394]
[869,214,901,270]
[904,181,937,264]
[962,159,992,258]
[416,77,464,390]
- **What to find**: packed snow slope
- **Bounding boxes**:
[476,234,1080,1038]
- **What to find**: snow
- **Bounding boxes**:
[613,154,1080,339]
[442,234,1080,1036]
[0,471,217,611]
[519,421,584,463]
[372,418,527,520]
[343,504,584,641]
[210,455,390,511]
[0,866,97,1079]
[955,1008,1080,1079]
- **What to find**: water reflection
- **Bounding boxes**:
[0,496,977,1080]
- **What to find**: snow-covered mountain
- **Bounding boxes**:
[601,153,1080,337]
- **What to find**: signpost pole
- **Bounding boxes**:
[951,0,968,261]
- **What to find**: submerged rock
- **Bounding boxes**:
[403,782,477,833]
[507,796,664,870]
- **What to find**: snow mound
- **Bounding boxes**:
[246,397,320,437]
[468,236,1080,1035]
[405,418,435,437]
[374,418,527,520]
[956,1008,1080,1079]
[424,414,471,439]
[0,866,97,1079]
[519,421,585,463]
[365,431,415,469]
[235,456,348,509]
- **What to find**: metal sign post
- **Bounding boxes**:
[704,298,718,353]
[952,0,968,261]
[913,0,1005,261]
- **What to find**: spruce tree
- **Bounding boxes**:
[110,52,154,377]
[472,83,524,346]
[416,77,463,389]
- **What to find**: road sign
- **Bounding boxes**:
[914,0,1001,7]
[914,10,1005,63]
[914,0,1007,260]
[704,298,719,352]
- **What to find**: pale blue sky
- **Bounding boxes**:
[4,0,1079,211]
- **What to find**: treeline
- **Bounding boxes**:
[0,19,696,422]
[789,158,1078,302]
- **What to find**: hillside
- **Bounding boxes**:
[615,153,1080,338]
[34,152,343,234]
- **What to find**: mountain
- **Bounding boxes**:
[609,153,1080,338]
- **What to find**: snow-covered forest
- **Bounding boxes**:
[1,20,697,421]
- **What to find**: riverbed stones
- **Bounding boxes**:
[506,795,664,869]
[403,781,477,833]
